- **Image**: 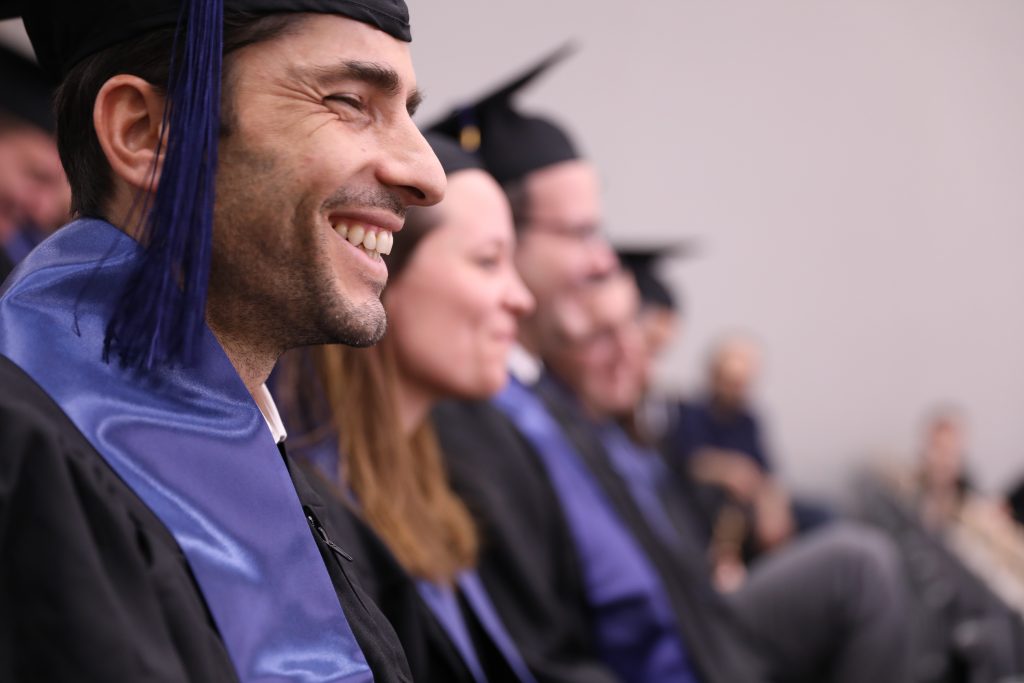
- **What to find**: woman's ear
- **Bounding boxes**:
[93,74,166,194]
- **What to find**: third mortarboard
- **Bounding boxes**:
[617,241,699,312]
[0,42,54,131]
[427,43,579,185]
[1,0,411,370]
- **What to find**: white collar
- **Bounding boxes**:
[507,343,543,386]
[253,383,288,445]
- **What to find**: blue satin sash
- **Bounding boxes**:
[0,219,373,683]
[492,378,699,683]
[599,423,682,551]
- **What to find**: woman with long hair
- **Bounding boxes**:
[279,132,536,682]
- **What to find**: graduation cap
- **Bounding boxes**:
[0,0,410,370]
[616,241,699,312]
[427,43,579,185]
[0,42,55,132]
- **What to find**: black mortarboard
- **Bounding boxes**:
[0,43,54,131]
[5,0,410,79]
[617,242,698,312]
[0,0,411,370]
[427,44,579,185]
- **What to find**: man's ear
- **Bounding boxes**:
[93,75,166,194]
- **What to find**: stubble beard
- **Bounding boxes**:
[210,146,390,357]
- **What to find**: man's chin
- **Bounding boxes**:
[324,297,387,348]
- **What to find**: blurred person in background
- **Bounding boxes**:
[664,334,835,557]
[0,42,69,280]
[915,406,973,529]
[279,133,538,683]
[536,266,912,683]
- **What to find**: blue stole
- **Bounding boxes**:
[492,378,699,683]
[416,572,538,683]
[0,220,373,683]
[599,423,682,551]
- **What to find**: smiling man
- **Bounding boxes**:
[0,1,443,682]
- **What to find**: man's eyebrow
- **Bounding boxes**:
[306,60,402,96]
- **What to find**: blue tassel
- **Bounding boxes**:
[104,0,223,370]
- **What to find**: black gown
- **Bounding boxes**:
[0,355,412,683]
[296,460,526,683]
[432,398,621,683]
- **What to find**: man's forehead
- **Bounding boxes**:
[263,13,417,83]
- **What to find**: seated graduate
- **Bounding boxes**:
[0,1,444,681]
[0,42,68,280]
[538,268,914,683]
[279,132,537,682]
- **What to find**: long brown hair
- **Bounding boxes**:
[282,204,478,583]
[314,339,478,583]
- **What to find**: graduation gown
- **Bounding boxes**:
[432,399,621,683]
[292,454,534,683]
[0,355,412,682]
[531,377,768,683]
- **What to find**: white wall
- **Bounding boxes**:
[410,1,1024,496]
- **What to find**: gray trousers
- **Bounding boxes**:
[726,523,913,683]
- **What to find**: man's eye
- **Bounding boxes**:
[328,95,364,111]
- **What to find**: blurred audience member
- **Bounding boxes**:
[916,406,973,529]
[0,43,69,280]
[677,336,835,551]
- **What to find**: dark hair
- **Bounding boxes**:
[53,12,300,218]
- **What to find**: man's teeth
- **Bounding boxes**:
[333,222,394,257]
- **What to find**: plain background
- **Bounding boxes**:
[407,1,1024,498]
[3,3,1023,498]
